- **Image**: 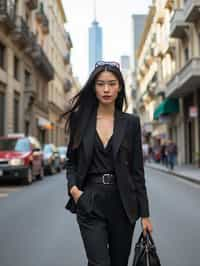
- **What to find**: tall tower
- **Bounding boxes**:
[88,0,103,73]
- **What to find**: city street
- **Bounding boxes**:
[0,169,200,266]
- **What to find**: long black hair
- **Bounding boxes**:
[61,64,128,148]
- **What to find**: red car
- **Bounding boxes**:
[0,134,44,184]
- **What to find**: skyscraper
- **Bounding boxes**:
[88,1,102,73]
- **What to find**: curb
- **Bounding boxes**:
[145,164,200,186]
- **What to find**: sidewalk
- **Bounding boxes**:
[145,162,200,185]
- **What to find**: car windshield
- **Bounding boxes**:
[58,147,67,155]
[43,145,52,153]
[0,138,30,152]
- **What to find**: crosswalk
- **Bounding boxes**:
[0,187,20,198]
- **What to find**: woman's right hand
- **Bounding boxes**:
[70,186,83,204]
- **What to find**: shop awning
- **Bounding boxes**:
[153,98,179,120]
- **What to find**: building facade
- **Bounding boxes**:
[0,0,78,146]
[136,0,200,166]
[0,0,54,143]
[131,14,147,114]
[166,0,200,165]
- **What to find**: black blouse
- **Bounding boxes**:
[87,130,115,175]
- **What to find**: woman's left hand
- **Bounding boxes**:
[141,217,153,236]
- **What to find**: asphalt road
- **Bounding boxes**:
[0,168,200,266]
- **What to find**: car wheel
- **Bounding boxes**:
[37,166,44,180]
[57,165,61,173]
[23,167,33,185]
[49,164,56,175]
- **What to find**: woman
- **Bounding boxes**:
[64,61,152,266]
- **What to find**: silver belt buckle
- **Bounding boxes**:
[102,173,111,184]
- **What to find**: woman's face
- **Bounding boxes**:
[95,71,120,106]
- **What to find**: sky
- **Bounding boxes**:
[63,0,152,85]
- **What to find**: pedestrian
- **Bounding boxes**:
[148,144,153,162]
[142,142,149,163]
[63,61,153,266]
[166,139,177,170]
[160,141,167,167]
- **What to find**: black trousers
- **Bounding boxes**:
[76,183,135,266]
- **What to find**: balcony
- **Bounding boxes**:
[25,0,38,10]
[64,79,72,93]
[32,44,54,81]
[11,16,31,47]
[24,32,37,55]
[166,57,200,97]
[0,0,16,30]
[156,9,165,24]
[184,0,200,22]
[164,0,174,9]
[63,53,70,65]
[41,15,49,34]
[170,9,189,38]
[35,3,49,34]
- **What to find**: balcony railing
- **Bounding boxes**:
[41,15,49,34]
[35,3,49,34]
[32,44,54,81]
[25,0,38,10]
[184,0,200,22]
[166,57,200,97]
[170,9,189,38]
[11,16,31,47]
[0,0,16,29]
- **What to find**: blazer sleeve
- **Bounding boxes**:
[132,116,150,218]
[66,135,77,196]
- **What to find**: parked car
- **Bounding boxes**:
[0,134,44,184]
[58,146,67,169]
[43,144,61,175]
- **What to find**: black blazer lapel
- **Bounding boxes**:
[82,108,97,168]
[112,109,128,161]
[82,108,128,166]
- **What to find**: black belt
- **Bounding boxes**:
[87,173,116,185]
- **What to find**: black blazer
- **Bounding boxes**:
[65,108,150,224]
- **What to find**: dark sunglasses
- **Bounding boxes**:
[95,60,120,69]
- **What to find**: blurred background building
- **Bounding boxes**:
[0,0,79,146]
[135,0,200,166]
[130,14,147,114]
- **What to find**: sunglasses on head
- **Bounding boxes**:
[95,60,120,69]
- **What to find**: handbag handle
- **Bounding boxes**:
[137,230,155,246]
[146,231,155,246]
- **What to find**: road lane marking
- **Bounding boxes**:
[0,187,20,193]
[0,193,8,198]
[0,187,21,199]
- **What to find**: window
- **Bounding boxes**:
[184,47,189,62]
[0,138,30,152]
[14,56,20,80]
[0,91,5,136]
[25,121,29,136]
[0,42,5,70]
[24,70,31,89]
[199,33,200,55]
[13,92,20,132]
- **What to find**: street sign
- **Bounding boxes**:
[189,106,198,118]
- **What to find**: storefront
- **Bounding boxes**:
[183,93,197,164]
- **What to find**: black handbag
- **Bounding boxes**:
[132,231,161,266]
